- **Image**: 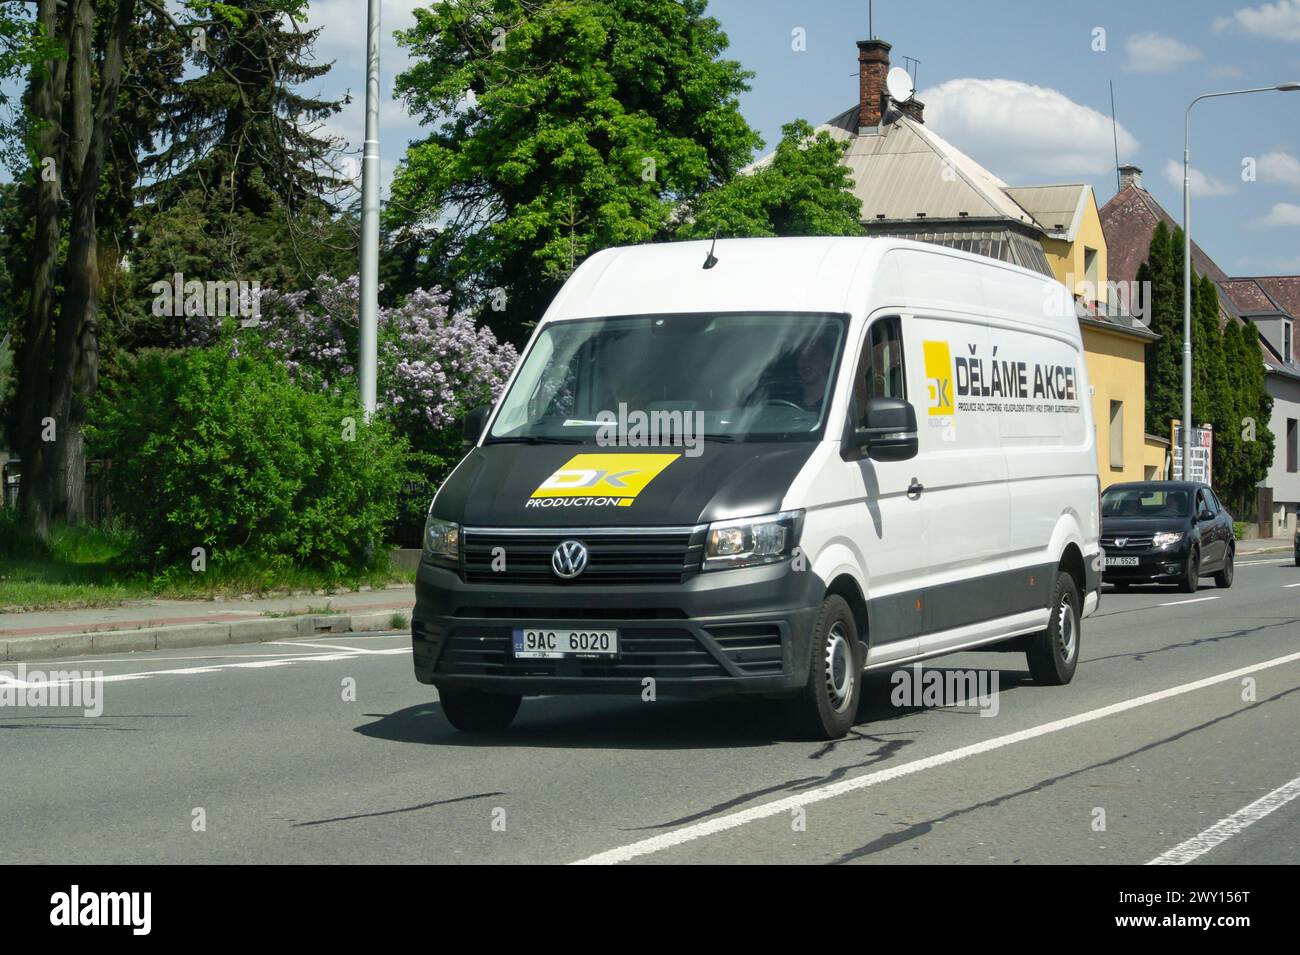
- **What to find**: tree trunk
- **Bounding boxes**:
[11,0,68,540]
[49,0,133,525]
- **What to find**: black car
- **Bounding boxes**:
[1100,481,1235,592]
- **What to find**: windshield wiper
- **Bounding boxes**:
[484,435,585,445]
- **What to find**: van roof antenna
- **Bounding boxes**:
[703,231,720,270]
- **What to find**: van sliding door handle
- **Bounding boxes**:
[907,479,924,499]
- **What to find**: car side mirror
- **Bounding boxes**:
[463,405,491,447]
[1198,509,1213,522]
[855,396,918,462]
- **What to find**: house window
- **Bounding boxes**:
[1288,418,1298,473]
[1084,246,1099,301]
[1285,320,1294,364]
[1109,400,1124,470]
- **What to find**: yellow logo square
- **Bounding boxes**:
[531,453,680,499]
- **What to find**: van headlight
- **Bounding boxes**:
[703,510,803,571]
[423,514,461,568]
[1152,531,1184,548]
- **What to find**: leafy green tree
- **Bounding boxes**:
[675,120,863,239]
[1137,224,1273,510]
[1139,220,1183,437]
[390,0,762,341]
[140,0,348,217]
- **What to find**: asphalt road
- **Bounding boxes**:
[3,555,1299,865]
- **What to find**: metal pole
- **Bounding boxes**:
[1180,85,1292,481]
[358,0,381,420]
[1182,114,1192,481]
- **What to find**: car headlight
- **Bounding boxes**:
[423,513,461,568]
[703,510,803,571]
[1152,531,1184,548]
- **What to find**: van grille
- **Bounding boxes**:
[461,527,705,585]
[435,627,725,678]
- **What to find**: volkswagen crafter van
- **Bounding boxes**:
[413,237,1102,739]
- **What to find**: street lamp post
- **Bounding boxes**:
[358,0,382,420]
[1181,82,1300,480]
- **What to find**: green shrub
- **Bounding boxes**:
[88,345,409,575]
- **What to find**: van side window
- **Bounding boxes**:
[853,317,907,418]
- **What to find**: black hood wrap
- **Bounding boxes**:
[431,442,818,528]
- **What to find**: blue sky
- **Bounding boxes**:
[5,0,1300,275]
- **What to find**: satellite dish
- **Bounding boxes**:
[886,66,915,104]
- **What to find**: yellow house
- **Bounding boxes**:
[1006,184,1167,487]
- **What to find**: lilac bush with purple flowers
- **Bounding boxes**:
[242,274,518,433]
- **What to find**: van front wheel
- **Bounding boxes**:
[1026,571,1080,686]
[791,595,863,740]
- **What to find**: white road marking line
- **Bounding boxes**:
[0,647,409,687]
[266,639,405,654]
[1159,596,1220,607]
[570,649,1300,866]
[15,649,353,666]
[1147,773,1300,865]
[1285,583,1300,589]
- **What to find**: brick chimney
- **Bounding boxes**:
[900,97,925,124]
[1118,164,1143,191]
[857,39,891,132]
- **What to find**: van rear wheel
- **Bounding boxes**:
[1026,570,1080,686]
[439,688,521,733]
[791,595,863,740]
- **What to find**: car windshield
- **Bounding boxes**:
[487,312,849,443]
[1101,487,1191,519]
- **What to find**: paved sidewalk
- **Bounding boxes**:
[0,586,415,662]
[1235,536,1295,556]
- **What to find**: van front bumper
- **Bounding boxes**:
[411,559,825,699]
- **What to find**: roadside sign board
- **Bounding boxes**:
[1170,421,1213,486]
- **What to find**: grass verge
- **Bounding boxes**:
[0,512,414,612]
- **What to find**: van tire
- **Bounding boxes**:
[439,688,521,733]
[1026,570,1080,686]
[791,595,863,740]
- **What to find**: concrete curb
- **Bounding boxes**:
[0,609,409,662]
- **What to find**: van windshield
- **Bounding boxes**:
[487,312,848,444]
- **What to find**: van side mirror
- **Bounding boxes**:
[463,405,491,447]
[855,396,918,462]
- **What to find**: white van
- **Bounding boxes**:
[413,237,1102,739]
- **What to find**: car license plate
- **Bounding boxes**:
[1104,555,1139,567]
[512,628,618,659]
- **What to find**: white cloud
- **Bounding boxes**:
[919,78,1139,180]
[1162,159,1236,197]
[1254,201,1300,226]
[1124,32,1202,73]
[1258,149,1300,186]
[1214,0,1300,41]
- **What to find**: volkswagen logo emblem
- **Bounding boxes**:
[1115,538,1128,548]
[551,540,589,579]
